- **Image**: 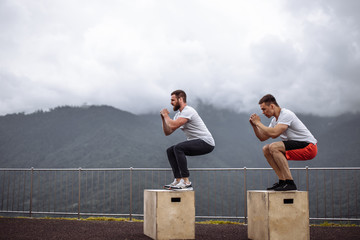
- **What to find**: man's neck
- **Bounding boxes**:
[274,107,281,120]
[179,103,187,112]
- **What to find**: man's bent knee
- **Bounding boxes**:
[167,146,175,155]
[268,142,285,155]
[173,144,184,153]
[262,144,271,155]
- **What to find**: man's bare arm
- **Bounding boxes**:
[160,109,188,136]
[161,114,173,136]
[249,118,270,141]
[249,113,288,141]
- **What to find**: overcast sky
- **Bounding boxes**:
[0,0,359,117]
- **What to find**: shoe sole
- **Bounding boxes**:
[274,186,297,191]
[171,188,194,191]
[169,185,193,190]
[274,189,297,191]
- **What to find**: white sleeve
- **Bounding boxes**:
[178,107,195,120]
[277,110,294,126]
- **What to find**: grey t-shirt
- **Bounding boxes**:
[174,106,215,146]
[269,108,317,144]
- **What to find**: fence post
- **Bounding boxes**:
[129,167,133,221]
[29,167,34,218]
[306,166,309,192]
[78,167,82,220]
[244,167,247,224]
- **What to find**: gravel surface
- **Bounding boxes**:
[0,217,359,240]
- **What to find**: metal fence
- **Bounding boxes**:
[0,167,359,223]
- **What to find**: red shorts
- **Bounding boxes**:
[285,143,318,161]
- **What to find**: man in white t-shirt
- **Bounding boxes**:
[249,94,318,191]
[160,90,215,190]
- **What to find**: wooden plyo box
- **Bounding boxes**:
[143,190,195,240]
[247,191,309,240]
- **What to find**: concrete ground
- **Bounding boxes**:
[0,217,359,240]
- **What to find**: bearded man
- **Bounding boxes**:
[160,90,215,190]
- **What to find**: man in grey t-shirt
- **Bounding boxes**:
[250,94,318,191]
[160,90,215,190]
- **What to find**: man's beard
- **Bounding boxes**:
[173,104,180,111]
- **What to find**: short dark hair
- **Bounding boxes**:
[171,90,187,103]
[259,94,279,107]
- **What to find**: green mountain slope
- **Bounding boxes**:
[0,105,359,168]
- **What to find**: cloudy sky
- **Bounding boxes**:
[0,0,359,116]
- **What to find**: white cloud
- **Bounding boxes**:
[0,0,359,116]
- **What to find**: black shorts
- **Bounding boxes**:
[283,140,310,151]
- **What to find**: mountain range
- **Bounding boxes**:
[0,104,359,168]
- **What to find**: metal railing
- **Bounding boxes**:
[0,167,359,223]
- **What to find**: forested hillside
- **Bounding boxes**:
[0,105,359,168]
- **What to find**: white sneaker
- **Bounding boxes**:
[171,179,193,191]
[163,179,179,189]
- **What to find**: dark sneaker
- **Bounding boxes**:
[170,179,193,191]
[274,181,297,191]
[267,181,285,190]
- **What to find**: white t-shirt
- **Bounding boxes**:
[174,106,215,146]
[269,108,317,144]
